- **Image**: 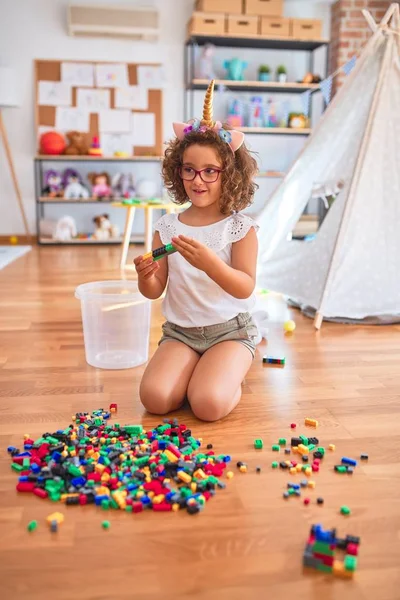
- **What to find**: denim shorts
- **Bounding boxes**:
[159,312,258,359]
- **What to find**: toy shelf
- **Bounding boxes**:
[257,171,285,178]
[38,197,164,204]
[240,127,311,135]
[190,79,320,94]
[38,237,123,246]
[35,155,163,162]
[186,34,329,51]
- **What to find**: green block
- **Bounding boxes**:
[124,425,143,435]
[272,444,280,451]
[254,439,263,449]
[102,520,110,529]
[344,555,357,571]
[278,438,286,445]
[336,466,347,473]
[313,541,334,555]
[23,458,31,468]
[11,463,23,472]
[317,447,325,455]
[110,497,119,509]
[271,461,279,468]
[317,564,333,573]
[125,505,133,512]
[308,444,316,451]
[27,520,38,532]
[300,435,308,445]
[101,499,110,510]
[340,505,351,515]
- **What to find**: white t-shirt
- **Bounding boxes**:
[154,212,259,328]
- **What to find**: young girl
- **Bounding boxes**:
[134,81,259,422]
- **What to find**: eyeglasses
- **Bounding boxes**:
[178,166,224,183]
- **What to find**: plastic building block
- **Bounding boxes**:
[109,403,118,412]
[305,417,318,428]
[263,356,285,365]
[239,465,247,473]
[272,444,280,451]
[46,512,64,525]
[143,243,177,262]
[314,451,323,460]
[347,543,358,555]
[344,555,357,571]
[340,506,351,516]
[329,444,336,451]
[278,438,286,446]
[284,448,291,454]
[27,520,38,532]
[302,455,309,463]
[256,466,261,473]
[334,465,348,473]
[102,520,110,529]
[341,457,357,467]
[290,423,296,429]
[317,497,324,505]
[226,471,234,479]
[254,439,263,449]
[360,453,368,460]
[206,443,213,449]
[304,498,310,505]
[333,560,353,578]
[347,467,354,475]
[271,461,278,469]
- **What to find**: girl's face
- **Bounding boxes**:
[181,144,223,209]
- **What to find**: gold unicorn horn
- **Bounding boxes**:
[202,80,215,127]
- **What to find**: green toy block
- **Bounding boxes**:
[344,555,357,571]
[11,463,23,472]
[271,461,279,468]
[299,435,308,445]
[272,444,280,451]
[308,444,316,451]
[316,564,333,573]
[317,447,325,455]
[278,438,286,445]
[336,466,347,473]
[340,505,351,516]
[27,520,38,532]
[254,439,263,449]
[124,425,143,435]
[313,541,334,555]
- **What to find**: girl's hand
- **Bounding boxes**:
[133,255,160,281]
[171,235,219,274]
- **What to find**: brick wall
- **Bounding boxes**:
[329,1,399,92]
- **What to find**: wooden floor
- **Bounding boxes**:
[1,246,399,600]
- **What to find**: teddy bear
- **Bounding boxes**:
[63,131,90,155]
[93,214,119,240]
[88,172,113,199]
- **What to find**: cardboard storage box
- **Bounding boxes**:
[244,0,283,17]
[261,16,290,38]
[291,18,322,40]
[196,0,243,14]
[188,12,226,35]
[226,14,259,35]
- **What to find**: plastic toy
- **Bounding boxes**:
[62,168,90,199]
[254,439,263,449]
[39,131,66,155]
[248,97,264,127]
[284,319,296,332]
[263,356,285,365]
[143,243,177,262]
[112,173,136,199]
[196,43,216,79]
[88,136,102,157]
[226,98,244,128]
[42,169,63,197]
[93,214,119,240]
[303,524,359,577]
[224,58,247,81]
[88,172,113,199]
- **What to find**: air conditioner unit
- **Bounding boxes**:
[68,3,160,41]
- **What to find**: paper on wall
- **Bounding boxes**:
[99,109,131,133]
[77,88,110,112]
[38,81,71,106]
[114,86,148,110]
[61,62,94,87]
[137,65,165,89]
[131,112,155,147]
[96,63,128,88]
[55,107,90,132]
[101,133,132,157]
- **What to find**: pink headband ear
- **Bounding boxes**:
[172,121,245,153]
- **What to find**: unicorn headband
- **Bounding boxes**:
[173,80,245,153]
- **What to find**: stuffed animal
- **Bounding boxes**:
[288,113,309,129]
[195,43,216,79]
[88,172,113,199]
[42,169,63,197]
[39,216,77,241]
[63,131,90,155]
[93,214,119,240]
[112,173,136,199]
[302,73,322,84]
[62,168,90,199]
[224,58,247,81]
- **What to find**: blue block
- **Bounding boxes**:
[24,444,33,450]
[31,464,40,473]
[71,476,86,487]
[7,446,17,453]
[51,451,62,462]
[341,457,357,467]
[16,452,31,457]
[19,476,29,482]
[95,495,109,505]
[292,484,300,490]
[223,455,231,462]
[140,496,151,505]
[158,441,167,450]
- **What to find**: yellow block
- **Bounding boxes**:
[172,503,180,512]
[297,444,309,456]
[152,494,165,505]
[97,486,110,496]
[226,471,234,479]
[308,480,316,488]
[193,469,207,479]
[304,417,318,428]
[95,464,106,474]
[164,450,179,463]
[296,464,303,472]
[290,467,297,474]
[329,444,336,451]
[178,470,192,483]
[46,512,64,525]
[333,560,353,578]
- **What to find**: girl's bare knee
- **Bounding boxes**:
[139,382,182,415]
[189,391,230,422]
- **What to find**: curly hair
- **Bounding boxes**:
[162,128,259,215]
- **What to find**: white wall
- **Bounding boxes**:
[0,0,331,235]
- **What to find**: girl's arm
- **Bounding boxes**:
[172,228,258,299]
[207,228,258,299]
[134,231,169,299]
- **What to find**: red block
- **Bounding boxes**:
[314,552,334,566]
[79,494,88,505]
[167,443,181,458]
[312,464,319,472]
[17,482,35,492]
[152,502,172,512]
[347,543,358,555]
[33,487,48,499]
[132,502,143,513]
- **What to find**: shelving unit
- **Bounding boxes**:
[34,156,164,246]
[239,126,311,135]
[184,34,330,130]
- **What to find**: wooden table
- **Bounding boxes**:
[112,200,182,269]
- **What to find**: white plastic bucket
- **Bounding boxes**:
[75,281,151,370]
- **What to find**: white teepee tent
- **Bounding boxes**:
[256,3,400,329]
